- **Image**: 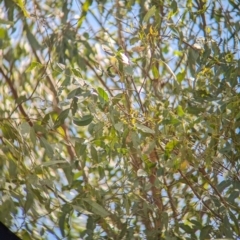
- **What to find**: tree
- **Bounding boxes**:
[0,0,240,239]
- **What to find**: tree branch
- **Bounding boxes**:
[0,67,33,126]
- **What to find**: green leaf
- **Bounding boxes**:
[135,123,155,134]
[21,231,32,240]
[54,108,70,128]
[84,199,110,218]
[13,0,30,17]
[90,145,98,162]
[40,228,45,236]
[41,160,66,167]
[77,0,93,28]
[142,6,156,23]
[179,223,193,233]
[15,95,27,104]
[71,98,78,116]
[187,106,205,115]
[202,45,211,60]
[71,68,83,78]
[171,0,178,14]
[176,70,186,82]
[73,115,93,126]
[59,212,66,237]
[124,65,133,75]
[63,165,73,186]
[59,204,72,237]
[152,65,159,78]
[0,19,14,25]
[107,65,116,77]
[177,105,184,117]
[229,211,240,235]
[1,122,18,140]
[0,28,6,38]
[20,122,30,134]
[157,167,164,177]
[26,61,42,72]
[112,93,123,105]
[165,139,179,159]
[75,141,87,156]
[114,122,123,132]
[24,185,33,213]
[131,131,140,148]
[9,159,17,178]
[189,219,202,228]
[98,87,109,103]
[25,27,41,50]
[67,87,82,99]
[130,37,139,45]
[161,212,169,230]
[72,205,93,215]
[223,215,233,238]
[86,216,94,236]
[56,63,66,72]
[118,222,128,239]
[217,180,231,193]
[200,225,212,240]
[39,137,54,158]
[29,127,36,145]
[228,190,239,204]
[169,115,181,125]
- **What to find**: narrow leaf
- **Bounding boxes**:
[152,65,159,78]
[77,0,93,28]
[24,185,33,213]
[176,70,186,82]
[71,68,83,78]
[67,87,82,99]
[30,127,36,145]
[59,213,66,237]
[54,108,70,128]
[135,123,155,134]
[143,6,156,23]
[26,61,42,72]
[91,145,98,162]
[72,205,93,215]
[73,115,93,126]
[177,105,184,117]
[41,160,66,167]
[0,18,14,25]
[229,211,240,235]
[13,0,30,17]
[84,199,110,218]
[171,0,178,13]
[39,137,54,157]
[98,87,109,103]
[165,139,179,159]
[20,122,30,134]
[217,180,231,193]
[26,27,41,50]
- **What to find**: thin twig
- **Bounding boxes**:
[0,67,33,126]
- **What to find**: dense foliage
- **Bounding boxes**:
[0,0,240,239]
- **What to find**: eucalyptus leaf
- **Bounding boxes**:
[39,137,54,158]
[73,115,93,126]
[142,6,156,23]
[135,123,155,134]
[83,199,110,218]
